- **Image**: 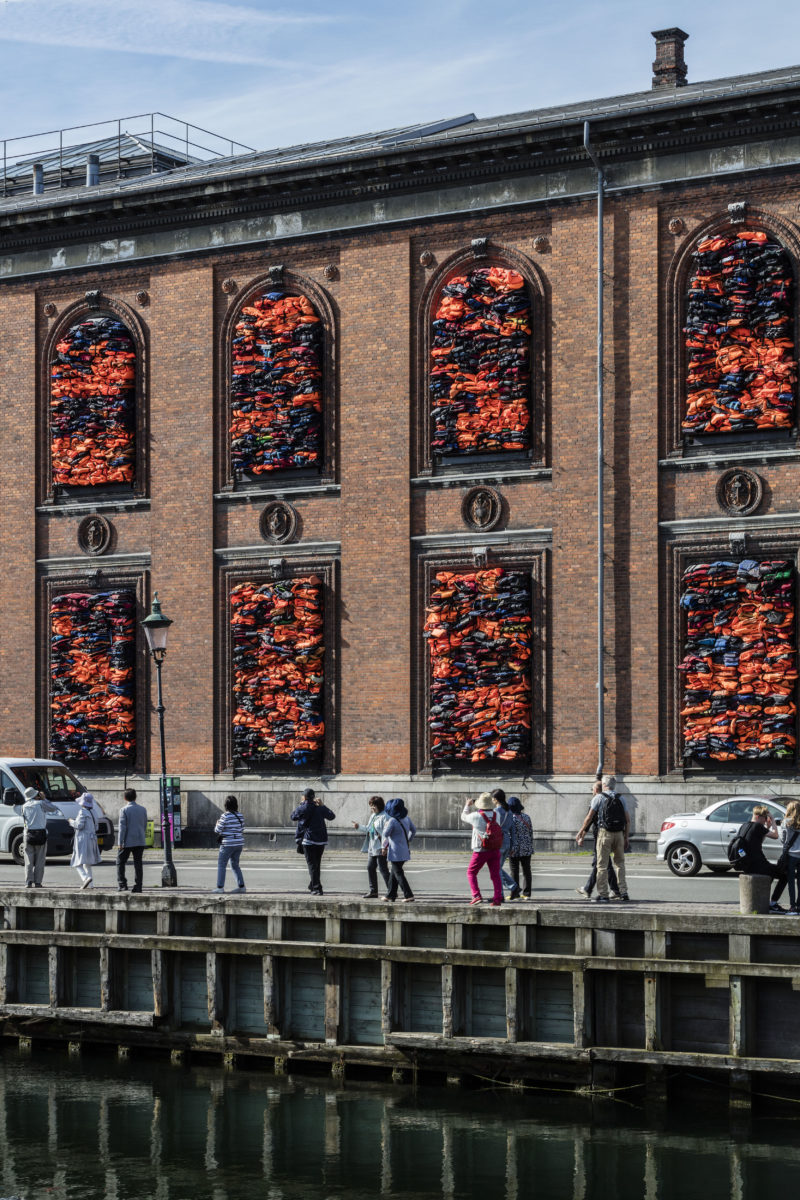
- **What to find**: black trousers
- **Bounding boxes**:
[510,854,532,894]
[386,860,413,900]
[367,853,390,894]
[304,843,325,894]
[117,845,144,891]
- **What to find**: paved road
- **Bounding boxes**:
[0,849,746,906]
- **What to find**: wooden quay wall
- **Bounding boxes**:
[2,890,800,1097]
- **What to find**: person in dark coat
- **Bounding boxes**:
[117,787,148,893]
[290,787,335,896]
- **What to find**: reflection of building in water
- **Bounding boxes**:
[1,1057,799,1199]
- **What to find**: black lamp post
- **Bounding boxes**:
[142,593,177,888]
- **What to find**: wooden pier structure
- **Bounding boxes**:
[2,890,800,1098]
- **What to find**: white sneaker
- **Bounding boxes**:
[233,885,246,893]
[214,886,225,894]
[80,878,93,890]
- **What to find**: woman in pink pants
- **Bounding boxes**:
[461,792,504,906]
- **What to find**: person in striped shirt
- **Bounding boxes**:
[214,795,246,894]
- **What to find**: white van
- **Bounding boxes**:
[0,758,115,865]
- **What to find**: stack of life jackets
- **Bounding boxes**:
[430,267,531,456]
[679,559,797,761]
[50,317,136,487]
[683,230,796,436]
[230,291,323,475]
[424,567,531,762]
[231,576,324,765]
[49,591,136,761]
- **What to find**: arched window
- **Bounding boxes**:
[49,590,136,761]
[230,575,324,765]
[430,266,531,457]
[683,230,795,437]
[678,559,796,762]
[230,290,323,475]
[424,567,531,764]
[50,315,136,487]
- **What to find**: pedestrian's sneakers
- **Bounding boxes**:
[592,895,610,904]
[576,885,590,897]
[469,897,483,905]
[611,891,623,900]
[520,892,531,900]
[769,901,788,914]
[619,893,630,902]
[214,886,225,894]
[508,887,521,901]
[233,884,246,893]
[401,896,415,903]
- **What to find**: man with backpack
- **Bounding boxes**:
[462,792,504,906]
[576,774,631,903]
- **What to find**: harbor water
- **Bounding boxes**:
[0,1046,798,1199]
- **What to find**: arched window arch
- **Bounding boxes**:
[49,311,137,488]
[429,262,533,459]
[681,228,796,439]
[228,286,325,477]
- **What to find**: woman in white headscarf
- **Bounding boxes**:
[70,793,101,889]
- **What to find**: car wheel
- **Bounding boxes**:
[708,865,733,875]
[9,832,24,866]
[666,842,702,876]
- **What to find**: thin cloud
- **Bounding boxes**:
[0,0,334,65]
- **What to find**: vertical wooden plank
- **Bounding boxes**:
[156,910,171,936]
[325,917,341,944]
[48,946,59,1007]
[99,946,111,1011]
[573,968,591,1048]
[730,975,744,1057]
[152,950,166,1018]
[729,935,750,964]
[0,944,7,1005]
[211,912,227,940]
[505,966,518,1042]
[105,908,118,934]
[381,960,393,1038]
[442,964,454,1037]
[264,954,280,1038]
[207,951,222,1029]
[446,923,462,950]
[644,974,660,1051]
[268,914,283,941]
[53,908,67,934]
[385,919,403,949]
[644,931,666,959]
[509,925,527,955]
[324,958,340,1044]
[575,927,592,956]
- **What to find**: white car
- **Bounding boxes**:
[0,758,115,865]
[656,795,793,876]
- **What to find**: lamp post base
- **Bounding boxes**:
[161,862,178,888]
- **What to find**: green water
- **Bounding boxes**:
[0,1048,798,1199]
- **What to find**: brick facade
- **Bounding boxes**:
[2,56,800,833]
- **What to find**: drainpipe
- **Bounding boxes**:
[583,120,605,779]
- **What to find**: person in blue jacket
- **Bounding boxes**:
[381,798,416,903]
[290,787,335,896]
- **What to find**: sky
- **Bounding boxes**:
[0,0,800,160]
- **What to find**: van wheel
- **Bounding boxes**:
[9,832,24,866]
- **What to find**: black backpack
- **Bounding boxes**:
[727,822,752,870]
[598,791,626,832]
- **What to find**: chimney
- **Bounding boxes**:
[651,27,689,89]
[86,154,100,186]
[32,162,44,195]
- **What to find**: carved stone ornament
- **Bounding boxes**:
[419,250,434,267]
[77,514,112,556]
[668,217,685,235]
[323,263,339,281]
[533,236,548,253]
[716,468,763,517]
[461,486,502,532]
[43,302,57,317]
[84,290,102,309]
[135,290,149,306]
[259,500,298,544]
[268,264,285,284]
[470,238,488,259]
[221,278,237,294]
[728,201,748,225]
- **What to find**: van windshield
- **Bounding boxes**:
[13,766,84,802]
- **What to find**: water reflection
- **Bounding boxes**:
[0,1048,799,1199]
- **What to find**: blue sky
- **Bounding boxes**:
[1,0,800,156]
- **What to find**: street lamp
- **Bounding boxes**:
[142,593,177,887]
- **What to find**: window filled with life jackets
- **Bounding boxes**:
[679,559,797,761]
[683,230,796,437]
[424,567,532,763]
[230,291,323,475]
[49,591,136,761]
[430,267,531,456]
[50,316,136,487]
[231,576,325,765]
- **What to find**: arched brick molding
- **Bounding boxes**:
[414,244,548,476]
[218,270,337,491]
[40,295,148,503]
[663,209,800,457]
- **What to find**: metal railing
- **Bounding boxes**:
[0,112,256,196]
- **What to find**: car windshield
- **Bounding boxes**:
[13,766,85,803]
